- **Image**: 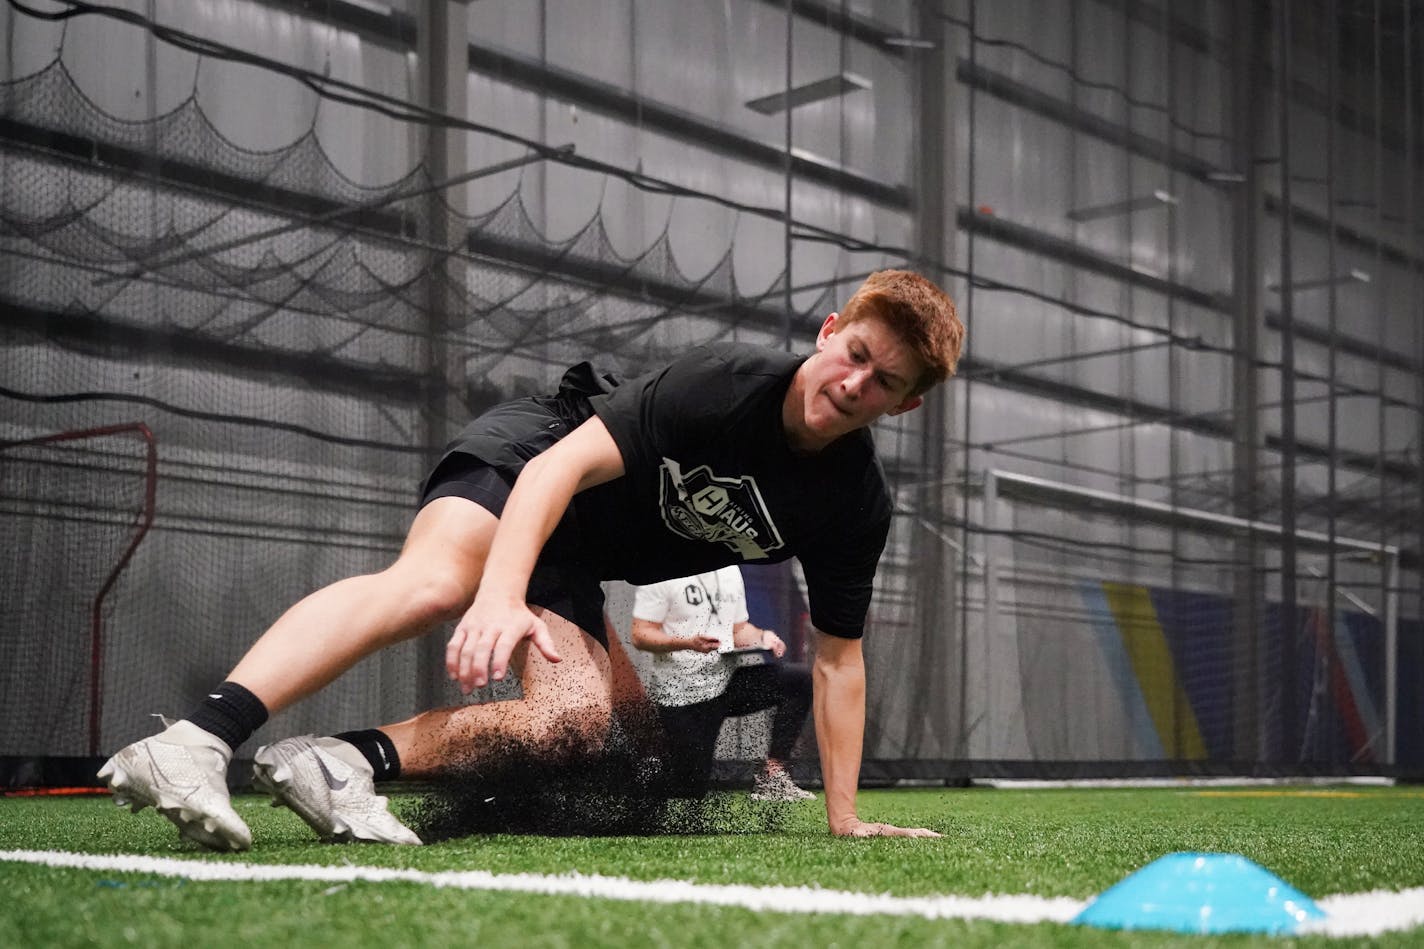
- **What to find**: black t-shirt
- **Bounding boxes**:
[579,342,890,638]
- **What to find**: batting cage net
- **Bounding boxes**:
[2,0,1421,783]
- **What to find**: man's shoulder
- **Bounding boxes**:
[858,442,893,509]
[825,426,889,475]
[802,432,892,520]
[677,340,803,379]
[633,577,681,600]
[717,564,748,590]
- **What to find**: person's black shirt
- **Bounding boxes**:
[580,342,890,638]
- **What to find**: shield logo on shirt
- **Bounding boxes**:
[658,458,785,559]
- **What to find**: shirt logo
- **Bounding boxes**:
[658,458,785,559]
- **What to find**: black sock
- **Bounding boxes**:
[333,728,401,781]
[185,681,269,753]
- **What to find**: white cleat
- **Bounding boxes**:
[750,768,817,803]
[252,736,421,845]
[97,720,252,852]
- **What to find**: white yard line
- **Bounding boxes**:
[3,849,1421,936]
[1308,889,1424,937]
[981,776,1397,790]
[0,849,1081,924]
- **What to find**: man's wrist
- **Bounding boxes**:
[472,584,525,609]
[826,809,859,834]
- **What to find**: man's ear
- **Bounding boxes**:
[814,312,839,350]
[887,394,924,417]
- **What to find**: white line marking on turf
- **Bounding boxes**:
[0,849,1080,924]
[1307,889,1424,937]
[4,849,1422,935]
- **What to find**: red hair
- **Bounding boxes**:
[837,270,964,394]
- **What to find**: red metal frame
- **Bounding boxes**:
[4,423,157,756]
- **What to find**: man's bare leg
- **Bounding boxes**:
[251,610,612,844]
[230,497,498,712]
[383,609,614,777]
[99,496,498,850]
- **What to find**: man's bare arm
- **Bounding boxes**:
[812,631,940,838]
[631,617,720,653]
[445,417,625,692]
[732,622,784,656]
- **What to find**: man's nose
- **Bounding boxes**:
[841,368,871,398]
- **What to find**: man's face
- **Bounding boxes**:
[786,313,926,451]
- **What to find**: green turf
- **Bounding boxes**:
[2,786,1421,947]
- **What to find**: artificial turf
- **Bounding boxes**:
[2,785,1421,947]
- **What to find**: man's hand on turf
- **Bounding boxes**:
[833,818,941,838]
[446,595,561,693]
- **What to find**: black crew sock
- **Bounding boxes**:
[185,681,269,753]
[333,728,401,781]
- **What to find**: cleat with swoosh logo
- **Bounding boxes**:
[98,720,252,851]
[252,736,421,845]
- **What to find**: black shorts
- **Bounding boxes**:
[419,398,608,649]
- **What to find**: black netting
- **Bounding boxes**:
[0,7,877,764]
[0,428,153,755]
[4,0,1419,783]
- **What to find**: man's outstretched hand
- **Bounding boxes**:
[832,818,941,838]
[446,596,561,693]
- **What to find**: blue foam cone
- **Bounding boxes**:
[1074,852,1327,935]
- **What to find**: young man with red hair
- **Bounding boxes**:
[101,269,964,849]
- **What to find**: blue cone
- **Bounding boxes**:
[1074,852,1327,935]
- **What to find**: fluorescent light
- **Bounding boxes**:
[1267,270,1372,292]
[745,72,872,114]
[1066,191,1178,223]
[342,0,392,16]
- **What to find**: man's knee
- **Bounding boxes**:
[389,497,494,625]
[381,563,476,628]
[532,692,613,759]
